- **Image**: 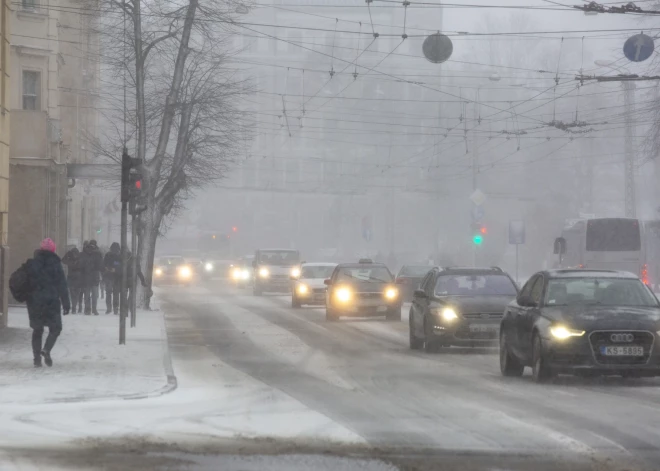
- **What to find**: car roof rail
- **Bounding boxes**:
[490,266,503,272]
[358,258,373,264]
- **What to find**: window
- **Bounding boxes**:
[545,278,658,307]
[586,218,641,252]
[21,0,38,10]
[519,275,538,298]
[530,276,544,304]
[22,70,41,110]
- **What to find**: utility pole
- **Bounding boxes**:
[623,80,636,218]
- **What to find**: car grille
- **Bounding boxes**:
[271,274,289,281]
[312,288,325,294]
[589,331,654,365]
[462,312,503,320]
[356,292,383,300]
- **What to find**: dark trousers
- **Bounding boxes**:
[70,286,82,312]
[32,327,61,359]
[106,279,120,313]
[84,284,99,313]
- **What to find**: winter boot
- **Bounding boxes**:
[33,357,42,368]
[93,310,100,316]
[106,309,111,314]
[41,350,53,367]
[71,307,76,314]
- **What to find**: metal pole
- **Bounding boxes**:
[130,209,137,327]
[515,244,519,284]
[119,201,128,345]
[623,80,636,218]
[472,96,479,268]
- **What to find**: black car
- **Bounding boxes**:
[409,267,519,352]
[500,269,660,382]
[395,265,433,302]
[325,260,402,322]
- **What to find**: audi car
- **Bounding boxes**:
[325,259,401,322]
[499,269,660,382]
[409,267,518,352]
[291,262,337,308]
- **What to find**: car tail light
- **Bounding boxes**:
[642,264,649,285]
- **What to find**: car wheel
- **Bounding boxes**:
[292,295,301,309]
[500,334,524,377]
[532,334,554,383]
[326,308,339,322]
[409,313,423,350]
[386,308,400,322]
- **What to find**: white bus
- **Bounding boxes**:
[554,218,660,286]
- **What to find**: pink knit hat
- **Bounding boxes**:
[40,238,56,253]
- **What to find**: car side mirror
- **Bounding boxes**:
[518,295,537,308]
[324,279,332,286]
[413,289,427,299]
[553,237,566,255]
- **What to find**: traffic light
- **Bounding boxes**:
[471,223,487,245]
[232,226,238,233]
[121,149,143,203]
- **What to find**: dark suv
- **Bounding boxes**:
[409,267,519,352]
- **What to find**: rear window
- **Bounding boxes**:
[399,266,431,277]
[586,219,641,252]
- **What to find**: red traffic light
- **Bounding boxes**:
[232,226,238,232]
[480,226,487,235]
[135,180,142,190]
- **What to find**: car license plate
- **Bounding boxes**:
[313,294,324,302]
[469,324,498,333]
[601,346,644,356]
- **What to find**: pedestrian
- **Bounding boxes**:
[81,239,103,315]
[62,247,83,314]
[26,238,71,368]
[103,242,121,314]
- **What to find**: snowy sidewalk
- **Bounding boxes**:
[0,306,175,404]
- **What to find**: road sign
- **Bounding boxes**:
[422,33,453,64]
[472,204,484,223]
[624,33,654,62]
[509,220,525,245]
[470,189,486,206]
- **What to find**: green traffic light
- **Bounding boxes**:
[473,234,483,245]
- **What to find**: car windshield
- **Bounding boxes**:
[258,251,300,265]
[157,257,184,266]
[335,266,393,283]
[434,274,517,296]
[399,266,431,277]
[301,265,336,279]
[545,278,659,307]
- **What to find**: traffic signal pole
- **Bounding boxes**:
[130,209,137,327]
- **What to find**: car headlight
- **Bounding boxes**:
[205,262,214,272]
[441,307,458,321]
[384,287,398,300]
[154,268,163,276]
[550,325,585,340]
[291,267,301,278]
[335,287,351,302]
[179,266,192,278]
[259,267,269,278]
[241,269,250,280]
[297,284,309,295]
[232,268,242,280]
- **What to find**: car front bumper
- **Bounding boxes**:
[542,332,660,376]
[255,278,291,292]
[295,290,326,305]
[331,301,401,317]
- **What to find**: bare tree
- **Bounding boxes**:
[89,0,252,306]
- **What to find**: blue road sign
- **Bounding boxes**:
[624,34,655,62]
[472,204,484,223]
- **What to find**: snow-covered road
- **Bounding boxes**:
[3,280,660,470]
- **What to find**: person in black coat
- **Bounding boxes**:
[103,242,121,314]
[80,239,103,315]
[27,238,71,368]
[62,247,83,314]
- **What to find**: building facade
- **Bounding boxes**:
[0,0,9,327]
[8,0,99,294]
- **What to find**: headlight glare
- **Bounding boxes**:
[205,262,214,272]
[336,287,351,302]
[241,269,250,280]
[442,308,458,321]
[179,266,192,278]
[550,325,585,340]
[232,268,242,280]
[155,268,163,276]
[291,267,301,278]
[259,267,269,278]
[385,287,398,300]
[298,284,309,295]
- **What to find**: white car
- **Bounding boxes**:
[292,263,337,308]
